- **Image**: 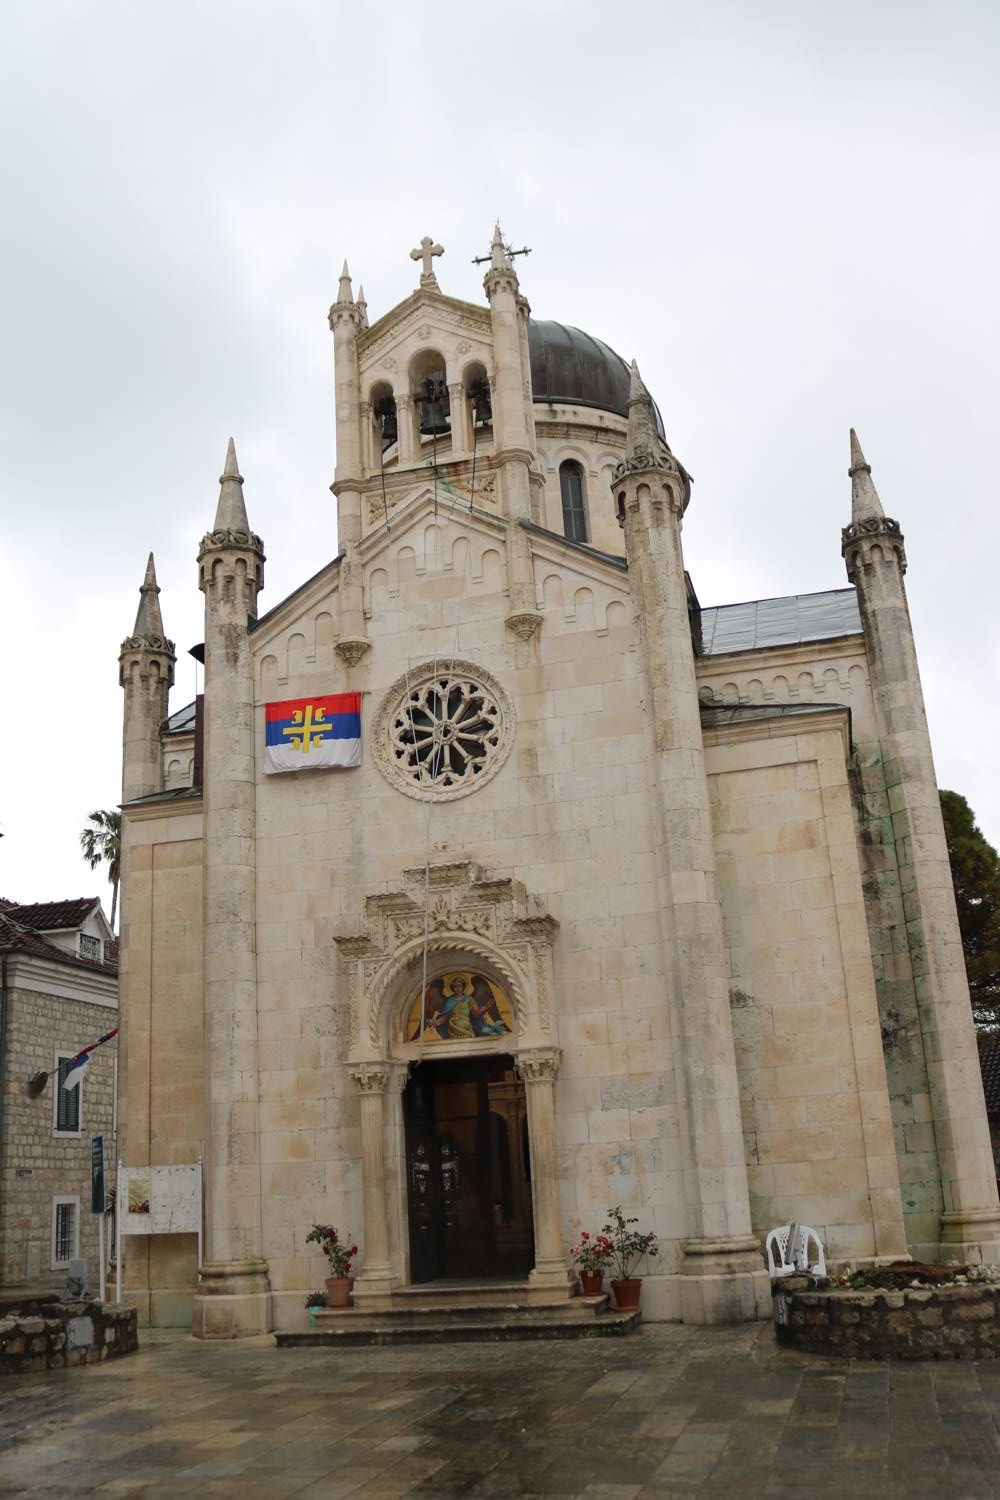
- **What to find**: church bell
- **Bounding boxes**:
[376,395,398,447]
[417,375,450,436]
[469,379,492,427]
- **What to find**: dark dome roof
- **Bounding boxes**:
[528,320,665,436]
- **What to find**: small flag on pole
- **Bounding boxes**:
[61,1028,118,1091]
[264,693,362,774]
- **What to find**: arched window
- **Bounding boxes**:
[559,461,588,543]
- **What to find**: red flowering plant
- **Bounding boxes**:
[571,1230,613,1274]
[305,1224,358,1279]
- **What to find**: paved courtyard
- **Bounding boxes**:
[1,1323,1000,1498]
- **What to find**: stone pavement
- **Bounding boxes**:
[1,1323,1000,1498]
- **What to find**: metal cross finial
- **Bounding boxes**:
[410,236,444,289]
[472,236,531,266]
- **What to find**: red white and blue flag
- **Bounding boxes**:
[264,693,362,775]
[61,1028,118,1092]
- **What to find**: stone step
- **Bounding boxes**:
[387,1280,577,1310]
[275,1307,640,1347]
[310,1294,611,1326]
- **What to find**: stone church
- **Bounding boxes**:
[117,228,1000,1336]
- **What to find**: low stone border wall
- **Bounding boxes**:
[774,1282,1000,1360]
[0,1300,138,1374]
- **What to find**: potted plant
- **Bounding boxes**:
[602,1205,658,1310]
[571,1230,613,1296]
[306,1224,358,1309]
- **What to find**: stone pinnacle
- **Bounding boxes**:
[625,359,661,459]
[132,551,166,638]
[337,260,353,305]
[213,437,251,533]
[849,427,885,523]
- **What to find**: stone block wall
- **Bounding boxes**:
[0,1298,137,1373]
[1,986,116,1286]
[775,1282,1000,1360]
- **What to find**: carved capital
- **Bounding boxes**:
[518,1046,561,1083]
[349,1062,390,1095]
[841,516,907,580]
[335,637,371,668]
[483,267,519,299]
[334,933,375,959]
[197,528,265,562]
[119,633,176,661]
[511,914,559,946]
[506,610,542,641]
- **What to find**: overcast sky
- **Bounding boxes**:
[2,1,998,911]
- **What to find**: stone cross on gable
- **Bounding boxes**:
[411,236,444,289]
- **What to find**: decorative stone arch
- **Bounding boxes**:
[370,934,531,1060]
[334,861,572,1307]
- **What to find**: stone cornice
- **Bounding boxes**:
[119,633,176,660]
[358,291,491,362]
[702,703,852,758]
[841,515,907,578]
[197,528,265,563]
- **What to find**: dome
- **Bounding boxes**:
[528,320,665,437]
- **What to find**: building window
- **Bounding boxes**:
[559,461,588,543]
[52,1197,79,1268]
[54,1052,81,1135]
[79,934,101,961]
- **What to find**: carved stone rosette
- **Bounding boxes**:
[371,659,516,803]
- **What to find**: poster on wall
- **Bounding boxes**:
[116,1162,203,1307]
[119,1165,201,1235]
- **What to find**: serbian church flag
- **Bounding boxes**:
[264,693,362,774]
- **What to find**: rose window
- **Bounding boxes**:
[374,661,515,801]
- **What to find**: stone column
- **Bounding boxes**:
[844,432,1000,1262]
[349,1063,398,1309]
[329,263,370,669]
[614,369,769,1325]
[396,394,415,468]
[359,400,372,477]
[193,440,271,1339]
[448,382,468,458]
[520,1048,575,1301]
[483,228,541,640]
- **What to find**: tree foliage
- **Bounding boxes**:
[80,808,121,931]
[940,790,1000,1027]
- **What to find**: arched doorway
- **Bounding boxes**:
[403,1055,534,1281]
[400,969,534,1281]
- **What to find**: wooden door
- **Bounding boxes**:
[403,1057,534,1282]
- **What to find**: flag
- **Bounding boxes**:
[264,693,362,775]
[61,1028,118,1091]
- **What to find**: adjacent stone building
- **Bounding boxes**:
[117,230,1000,1336]
[0,899,117,1289]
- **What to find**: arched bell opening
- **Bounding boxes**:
[369,380,397,468]
[408,348,451,457]
[462,360,492,460]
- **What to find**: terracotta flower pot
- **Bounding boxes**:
[579,1271,604,1296]
[324,1276,354,1309]
[611,1277,642,1310]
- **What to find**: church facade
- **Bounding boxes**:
[117,230,1000,1336]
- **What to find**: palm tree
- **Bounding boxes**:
[80,809,121,930]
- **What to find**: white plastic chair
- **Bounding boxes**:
[765,1223,826,1278]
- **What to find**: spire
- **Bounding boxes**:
[356,283,368,330]
[849,427,885,524]
[490,223,510,272]
[625,361,662,459]
[213,437,251,532]
[131,552,166,639]
[337,259,353,305]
